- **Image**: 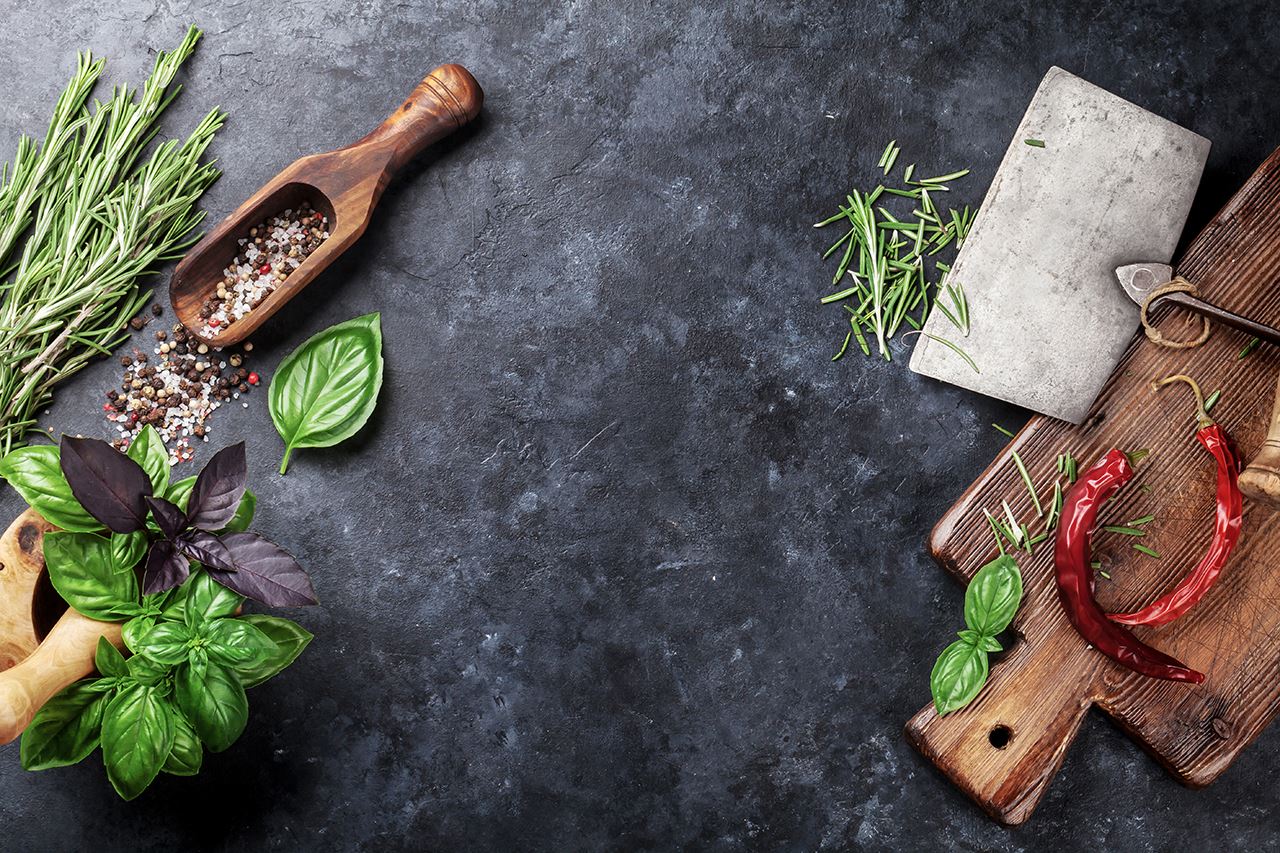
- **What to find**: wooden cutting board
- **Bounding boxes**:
[905,146,1280,825]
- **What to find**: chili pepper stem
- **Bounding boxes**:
[1151,373,1213,428]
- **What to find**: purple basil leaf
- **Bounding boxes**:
[142,540,191,595]
[59,436,153,533]
[187,442,247,531]
[208,532,318,606]
[177,530,237,573]
[145,496,188,540]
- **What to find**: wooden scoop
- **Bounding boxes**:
[170,63,483,345]
[0,509,121,745]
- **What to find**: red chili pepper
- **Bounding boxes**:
[1054,448,1204,683]
[1109,375,1243,627]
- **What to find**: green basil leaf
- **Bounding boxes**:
[979,635,1003,653]
[203,617,276,669]
[95,636,129,679]
[224,488,256,532]
[127,654,170,687]
[162,705,203,776]
[930,638,989,716]
[164,475,196,514]
[101,683,174,800]
[121,615,156,653]
[0,445,102,532]
[963,554,1023,637]
[135,621,194,667]
[20,679,112,770]
[182,570,244,625]
[126,424,170,494]
[110,530,147,575]
[43,531,141,621]
[175,660,247,753]
[268,312,383,474]
[235,615,313,688]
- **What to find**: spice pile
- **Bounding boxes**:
[103,306,260,464]
[198,202,330,338]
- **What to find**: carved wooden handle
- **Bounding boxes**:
[0,609,121,745]
[356,63,483,173]
[1239,372,1280,509]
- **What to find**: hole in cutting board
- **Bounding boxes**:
[989,724,1013,750]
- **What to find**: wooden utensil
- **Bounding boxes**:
[1239,375,1280,507]
[170,63,483,345]
[906,146,1280,824]
[0,509,120,745]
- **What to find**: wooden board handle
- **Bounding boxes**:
[904,634,1091,825]
[356,63,483,173]
[1240,371,1280,509]
[0,609,120,745]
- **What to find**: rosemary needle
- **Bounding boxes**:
[992,423,1015,439]
[1239,337,1260,360]
[1025,139,1046,148]
[1204,389,1222,413]
[1102,525,1145,537]
[1011,450,1043,517]
[1133,543,1161,559]
[904,331,979,373]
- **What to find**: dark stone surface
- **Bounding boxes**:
[0,1,1278,849]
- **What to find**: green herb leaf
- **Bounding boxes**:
[1204,389,1222,413]
[992,423,1014,439]
[269,313,384,474]
[110,530,147,575]
[0,445,102,532]
[963,554,1023,637]
[1239,337,1261,360]
[224,488,256,533]
[202,617,277,671]
[181,570,244,625]
[175,660,247,753]
[162,706,202,776]
[930,637,989,716]
[126,425,170,494]
[43,531,141,621]
[235,615,313,688]
[94,636,128,679]
[101,683,174,800]
[134,621,195,667]
[1025,138,1046,147]
[127,654,170,687]
[1133,543,1161,559]
[20,679,112,771]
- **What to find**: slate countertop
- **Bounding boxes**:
[0,1,1278,849]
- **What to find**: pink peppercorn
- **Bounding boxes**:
[247,372,260,385]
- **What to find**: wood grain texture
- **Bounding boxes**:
[170,63,483,345]
[906,146,1280,825]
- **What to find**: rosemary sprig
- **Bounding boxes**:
[816,143,973,363]
[0,26,223,452]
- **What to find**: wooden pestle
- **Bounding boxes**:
[1240,372,1280,509]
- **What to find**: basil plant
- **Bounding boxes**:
[0,427,316,799]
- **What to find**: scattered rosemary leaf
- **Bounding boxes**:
[1127,514,1155,526]
[904,331,979,374]
[878,140,896,169]
[1204,389,1222,413]
[992,423,1015,439]
[1133,543,1161,559]
[883,143,900,175]
[1011,451,1043,517]
[1125,448,1150,466]
[1097,570,1111,580]
[832,330,852,361]
[1102,525,1145,537]
[1025,138,1046,148]
[1238,337,1261,360]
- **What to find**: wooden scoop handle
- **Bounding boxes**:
[904,627,1091,825]
[0,609,120,745]
[1240,371,1280,509]
[353,63,483,174]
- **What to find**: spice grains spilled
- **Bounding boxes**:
[199,201,330,338]
[104,306,260,464]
